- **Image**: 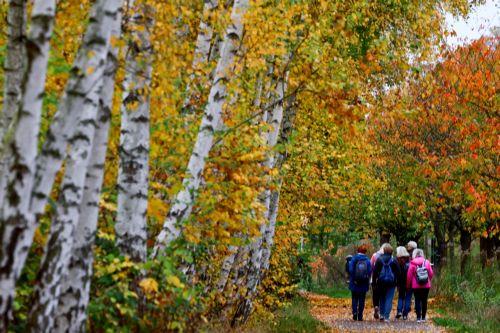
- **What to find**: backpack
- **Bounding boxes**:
[353,259,369,284]
[378,257,395,285]
[416,260,429,285]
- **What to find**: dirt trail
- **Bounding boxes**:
[302,291,446,332]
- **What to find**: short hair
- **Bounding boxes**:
[380,243,391,252]
[407,241,417,250]
[396,246,410,257]
[383,244,393,254]
[357,244,368,254]
[412,248,424,259]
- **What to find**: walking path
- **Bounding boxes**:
[302,291,445,332]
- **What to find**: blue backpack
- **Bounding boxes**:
[378,257,395,285]
[353,258,369,284]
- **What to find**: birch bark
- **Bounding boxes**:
[153,0,249,257]
[0,0,27,225]
[27,1,123,331]
[30,0,122,217]
[115,2,153,263]
[0,0,55,329]
[53,20,121,333]
[181,0,218,116]
[0,0,27,142]
[232,72,288,324]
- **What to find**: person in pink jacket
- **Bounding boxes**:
[406,249,434,323]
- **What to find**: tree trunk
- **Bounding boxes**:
[447,220,456,268]
[433,215,447,270]
[153,0,249,257]
[115,1,153,263]
[30,0,122,217]
[53,18,121,333]
[181,0,218,116]
[27,1,123,331]
[0,1,56,329]
[459,228,472,276]
[479,235,496,269]
[380,231,391,246]
[232,70,289,326]
[0,0,27,143]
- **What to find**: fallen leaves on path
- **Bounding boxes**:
[300,291,446,333]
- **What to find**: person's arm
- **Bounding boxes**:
[372,260,380,283]
[406,264,414,290]
[348,258,355,275]
[367,259,372,276]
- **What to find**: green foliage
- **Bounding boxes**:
[248,296,322,333]
[434,264,500,332]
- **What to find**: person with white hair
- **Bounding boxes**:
[407,248,434,323]
[396,246,411,320]
[406,241,417,258]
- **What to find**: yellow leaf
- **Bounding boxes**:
[167,275,185,289]
[139,278,159,294]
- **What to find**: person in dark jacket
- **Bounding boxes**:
[396,246,411,319]
[373,244,401,321]
[348,245,372,321]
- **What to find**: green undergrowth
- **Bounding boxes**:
[433,264,500,332]
[247,296,325,333]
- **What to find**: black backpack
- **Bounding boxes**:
[353,258,369,284]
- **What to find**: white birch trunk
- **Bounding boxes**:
[181,0,218,116]
[115,2,153,263]
[53,20,121,333]
[0,0,27,228]
[233,73,288,324]
[153,0,249,257]
[261,187,280,271]
[30,0,122,217]
[0,0,27,142]
[27,2,123,331]
[0,1,55,328]
[261,93,296,272]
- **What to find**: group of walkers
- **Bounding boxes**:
[346,241,434,323]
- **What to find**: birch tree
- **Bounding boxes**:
[0,0,27,142]
[0,0,27,217]
[233,71,288,324]
[181,0,218,116]
[0,0,56,328]
[115,1,154,263]
[27,1,123,331]
[53,19,122,333]
[29,0,121,217]
[153,0,249,256]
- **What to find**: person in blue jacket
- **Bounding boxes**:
[348,244,372,321]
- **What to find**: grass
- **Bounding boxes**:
[247,296,325,333]
[307,284,351,298]
[432,263,500,332]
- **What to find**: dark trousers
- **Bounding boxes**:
[351,291,367,319]
[413,288,430,319]
[372,283,380,308]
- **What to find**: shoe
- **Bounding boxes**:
[396,312,402,319]
[357,317,363,321]
[417,318,422,323]
[384,319,390,322]
[353,314,357,321]
[421,318,426,323]
[379,317,385,321]
[374,307,380,319]
[402,315,408,320]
